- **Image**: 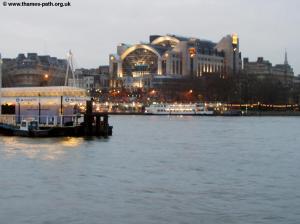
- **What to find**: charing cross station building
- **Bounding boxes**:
[109,34,242,89]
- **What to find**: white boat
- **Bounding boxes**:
[145,103,214,115]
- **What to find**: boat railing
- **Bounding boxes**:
[0,115,17,126]
[0,114,85,127]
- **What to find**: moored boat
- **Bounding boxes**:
[145,103,214,115]
[0,116,113,138]
[0,120,53,137]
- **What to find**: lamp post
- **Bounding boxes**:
[44,73,49,86]
[18,102,21,124]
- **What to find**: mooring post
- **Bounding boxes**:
[104,114,108,126]
[96,115,100,135]
[85,100,93,135]
[103,114,109,137]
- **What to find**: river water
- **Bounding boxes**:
[0,116,300,224]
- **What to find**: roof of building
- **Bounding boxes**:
[166,34,190,42]
[1,86,88,97]
[149,45,169,55]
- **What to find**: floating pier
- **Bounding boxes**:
[0,100,113,138]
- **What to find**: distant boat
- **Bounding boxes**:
[145,103,214,115]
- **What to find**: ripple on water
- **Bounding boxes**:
[0,116,300,224]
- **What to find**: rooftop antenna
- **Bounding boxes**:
[284,49,288,65]
[64,50,77,87]
[0,53,2,115]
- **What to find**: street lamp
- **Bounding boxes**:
[41,73,49,86]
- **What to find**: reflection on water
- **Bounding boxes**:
[59,137,85,148]
[1,137,85,160]
[0,116,300,224]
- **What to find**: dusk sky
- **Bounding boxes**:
[1,0,299,74]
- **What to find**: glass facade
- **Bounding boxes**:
[122,48,158,77]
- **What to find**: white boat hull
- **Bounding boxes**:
[145,103,214,115]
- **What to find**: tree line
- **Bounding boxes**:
[157,73,300,105]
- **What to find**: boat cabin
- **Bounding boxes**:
[20,120,39,131]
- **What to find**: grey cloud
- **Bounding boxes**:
[0,0,299,73]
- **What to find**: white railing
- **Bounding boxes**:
[0,114,84,127]
[0,115,16,126]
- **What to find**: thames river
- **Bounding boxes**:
[0,116,300,224]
